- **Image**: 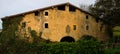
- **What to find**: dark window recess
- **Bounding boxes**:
[45,23,48,28]
[100,24,103,31]
[69,6,76,12]
[96,18,99,23]
[86,25,89,30]
[73,25,76,30]
[58,5,65,10]
[35,11,39,16]
[86,15,89,19]
[45,12,48,16]
[22,22,26,28]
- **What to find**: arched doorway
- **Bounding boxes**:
[60,36,75,42]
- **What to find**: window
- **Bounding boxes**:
[73,25,76,30]
[100,24,103,31]
[86,25,89,30]
[45,12,48,16]
[96,18,99,23]
[86,15,89,19]
[35,11,39,16]
[69,6,76,12]
[22,22,26,28]
[45,23,48,28]
[58,5,65,10]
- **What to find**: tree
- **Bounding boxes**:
[112,26,120,43]
[89,0,120,27]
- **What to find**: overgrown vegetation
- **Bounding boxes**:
[29,30,50,44]
[105,46,120,54]
[0,39,103,54]
[0,37,120,54]
[89,0,120,44]
[0,15,23,43]
[89,0,120,26]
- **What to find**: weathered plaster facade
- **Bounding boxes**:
[1,3,109,42]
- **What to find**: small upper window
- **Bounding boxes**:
[86,25,89,30]
[73,25,76,30]
[86,15,89,19]
[35,11,39,16]
[45,12,48,16]
[58,5,65,10]
[69,6,76,12]
[45,23,48,28]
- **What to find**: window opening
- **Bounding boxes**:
[73,25,76,30]
[45,23,48,28]
[86,25,89,30]
[69,6,76,12]
[58,5,65,10]
[96,18,99,23]
[45,12,48,16]
[100,24,103,31]
[35,11,39,16]
[86,15,89,19]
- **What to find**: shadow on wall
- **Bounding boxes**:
[60,36,75,42]
[81,35,97,41]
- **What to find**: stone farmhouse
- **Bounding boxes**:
[1,3,109,42]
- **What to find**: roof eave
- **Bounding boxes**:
[1,2,94,20]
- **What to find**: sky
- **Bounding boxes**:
[0,0,95,29]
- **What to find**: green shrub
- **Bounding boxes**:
[105,46,120,54]
[0,39,105,54]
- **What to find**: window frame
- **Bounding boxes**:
[69,5,76,12]
[57,5,65,11]
[86,25,89,30]
[86,15,89,19]
[44,22,49,28]
[45,12,48,16]
[73,25,76,30]
[35,11,39,16]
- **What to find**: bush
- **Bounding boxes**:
[0,39,105,54]
[105,46,120,54]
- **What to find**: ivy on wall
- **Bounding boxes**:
[0,15,24,43]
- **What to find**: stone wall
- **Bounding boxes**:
[3,4,109,42]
